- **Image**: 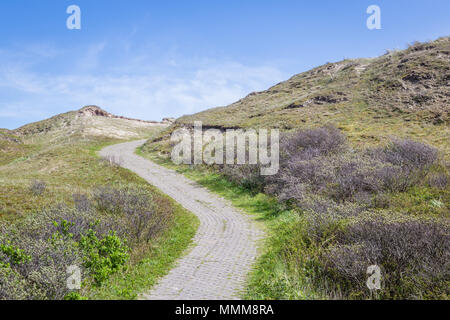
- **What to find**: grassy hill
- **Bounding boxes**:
[14,105,167,141]
[162,37,449,157]
[0,105,168,218]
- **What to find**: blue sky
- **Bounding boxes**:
[0,0,449,129]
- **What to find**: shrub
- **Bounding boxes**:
[321,218,449,299]
[196,124,447,299]
[329,155,385,201]
[271,152,389,203]
[0,241,31,266]
[428,172,449,189]
[93,187,125,215]
[299,195,366,219]
[302,209,348,244]
[0,229,83,300]
[378,138,438,169]
[372,165,414,192]
[64,292,88,300]
[93,186,153,215]
[23,237,82,299]
[79,230,129,285]
[0,209,122,299]
[268,134,440,204]
[220,164,265,192]
[73,193,91,212]
[92,186,172,244]
[0,266,30,300]
[280,125,347,162]
[371,193,391,209]
[27,205,112,242]
[218,128,440,205]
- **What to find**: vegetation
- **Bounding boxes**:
[88,200,198,300]
[142,124,449,299]
[1,37,448,300]
[263,127,448,299]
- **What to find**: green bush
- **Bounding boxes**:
[79,229,129,285]
[0,241,31,267]
[64,292,88,300]
[0,265,30,300]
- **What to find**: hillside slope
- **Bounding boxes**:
[172,37,449,155]
[0,129,29,165]
[13,105,168,142]
[0,106,168,217]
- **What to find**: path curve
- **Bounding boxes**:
[100,140,264,300]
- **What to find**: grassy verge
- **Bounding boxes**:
[137,148,324,299]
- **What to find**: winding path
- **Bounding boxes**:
[100,140,264,300]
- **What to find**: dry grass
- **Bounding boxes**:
[159,37,450,158]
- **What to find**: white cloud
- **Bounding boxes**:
[0,45,286,128]
[76,42,107,71]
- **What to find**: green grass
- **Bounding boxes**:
[0,123,163,217]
